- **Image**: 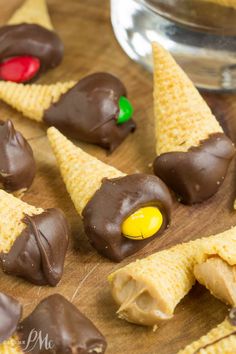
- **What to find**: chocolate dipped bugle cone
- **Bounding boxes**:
[152,42,235,204]
[17,294,107,353]
[8,0,53,30]
[0,73,136,151]
[0,190,69,286]
[0,120,36,196]
[178,309,236,354]
[0,293,107,354]
[0,0,64,82]
[47,127,172,261]
[109,226,236,325]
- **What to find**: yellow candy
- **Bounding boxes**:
[122,206,163,240]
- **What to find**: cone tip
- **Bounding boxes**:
[0,189,8,198]
[152,41,159,50]
[47,127,71,151]
[152,41,172,64]
[47,126,63,145]
[47,126,58,136]
[152,41,166,53]
[0,189,20,202]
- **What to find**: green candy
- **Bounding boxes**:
[117,96,134,125]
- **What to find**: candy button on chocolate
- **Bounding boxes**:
[117,96,134,125]
[122,206,163,240]
[0,24,64,81]
[0,56,40,83]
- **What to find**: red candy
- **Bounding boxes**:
[0,56,40,83]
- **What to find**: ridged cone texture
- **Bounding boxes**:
[109,242,197,320]
[0,335,24,353]
[109,226,236,324]
[178,318,236,353]
[47,127,125,215]
[0,81,76,122]
[195,227,236,266]
[152,42,222,155]
[0,189,43,253]
[8,0,53,30]
[201,0,236,9]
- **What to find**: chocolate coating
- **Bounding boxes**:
[18,294,107,354]
[0,209,69,286]
[44,72,136,152]
[82,174,172,262]
[0,120,36,193]
[0,292,22,343]
[0,24,64,79]
[153,133,235,205]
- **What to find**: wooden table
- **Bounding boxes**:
[1,1,236,353]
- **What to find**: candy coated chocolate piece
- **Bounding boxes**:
[0,120,36,193]
[0,209,69,286]
[0,24,63,81]
[18,294,107,354]
[82,174,172,262]
[44,73,136,152]
[0,292,22,343]
[122,206,163,240]
[153,133,235,204]
[117,96,133,125]
[0,56,40,83]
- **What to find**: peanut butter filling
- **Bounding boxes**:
[111,256,236,326]
[194,256,236,305]
[111,271,173,326]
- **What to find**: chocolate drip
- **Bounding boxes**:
[0,120,36,192]
[0,24,64,79]
[0,209,69,286]
[0,292,22,343]
[153,133,235,204]
[193,309,236,353]
[44,73,136,152]
[82,174,172,262]
[17,294,107,354]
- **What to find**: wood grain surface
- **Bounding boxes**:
[1,1,236,353]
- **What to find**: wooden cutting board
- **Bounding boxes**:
[1,1,236,353]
